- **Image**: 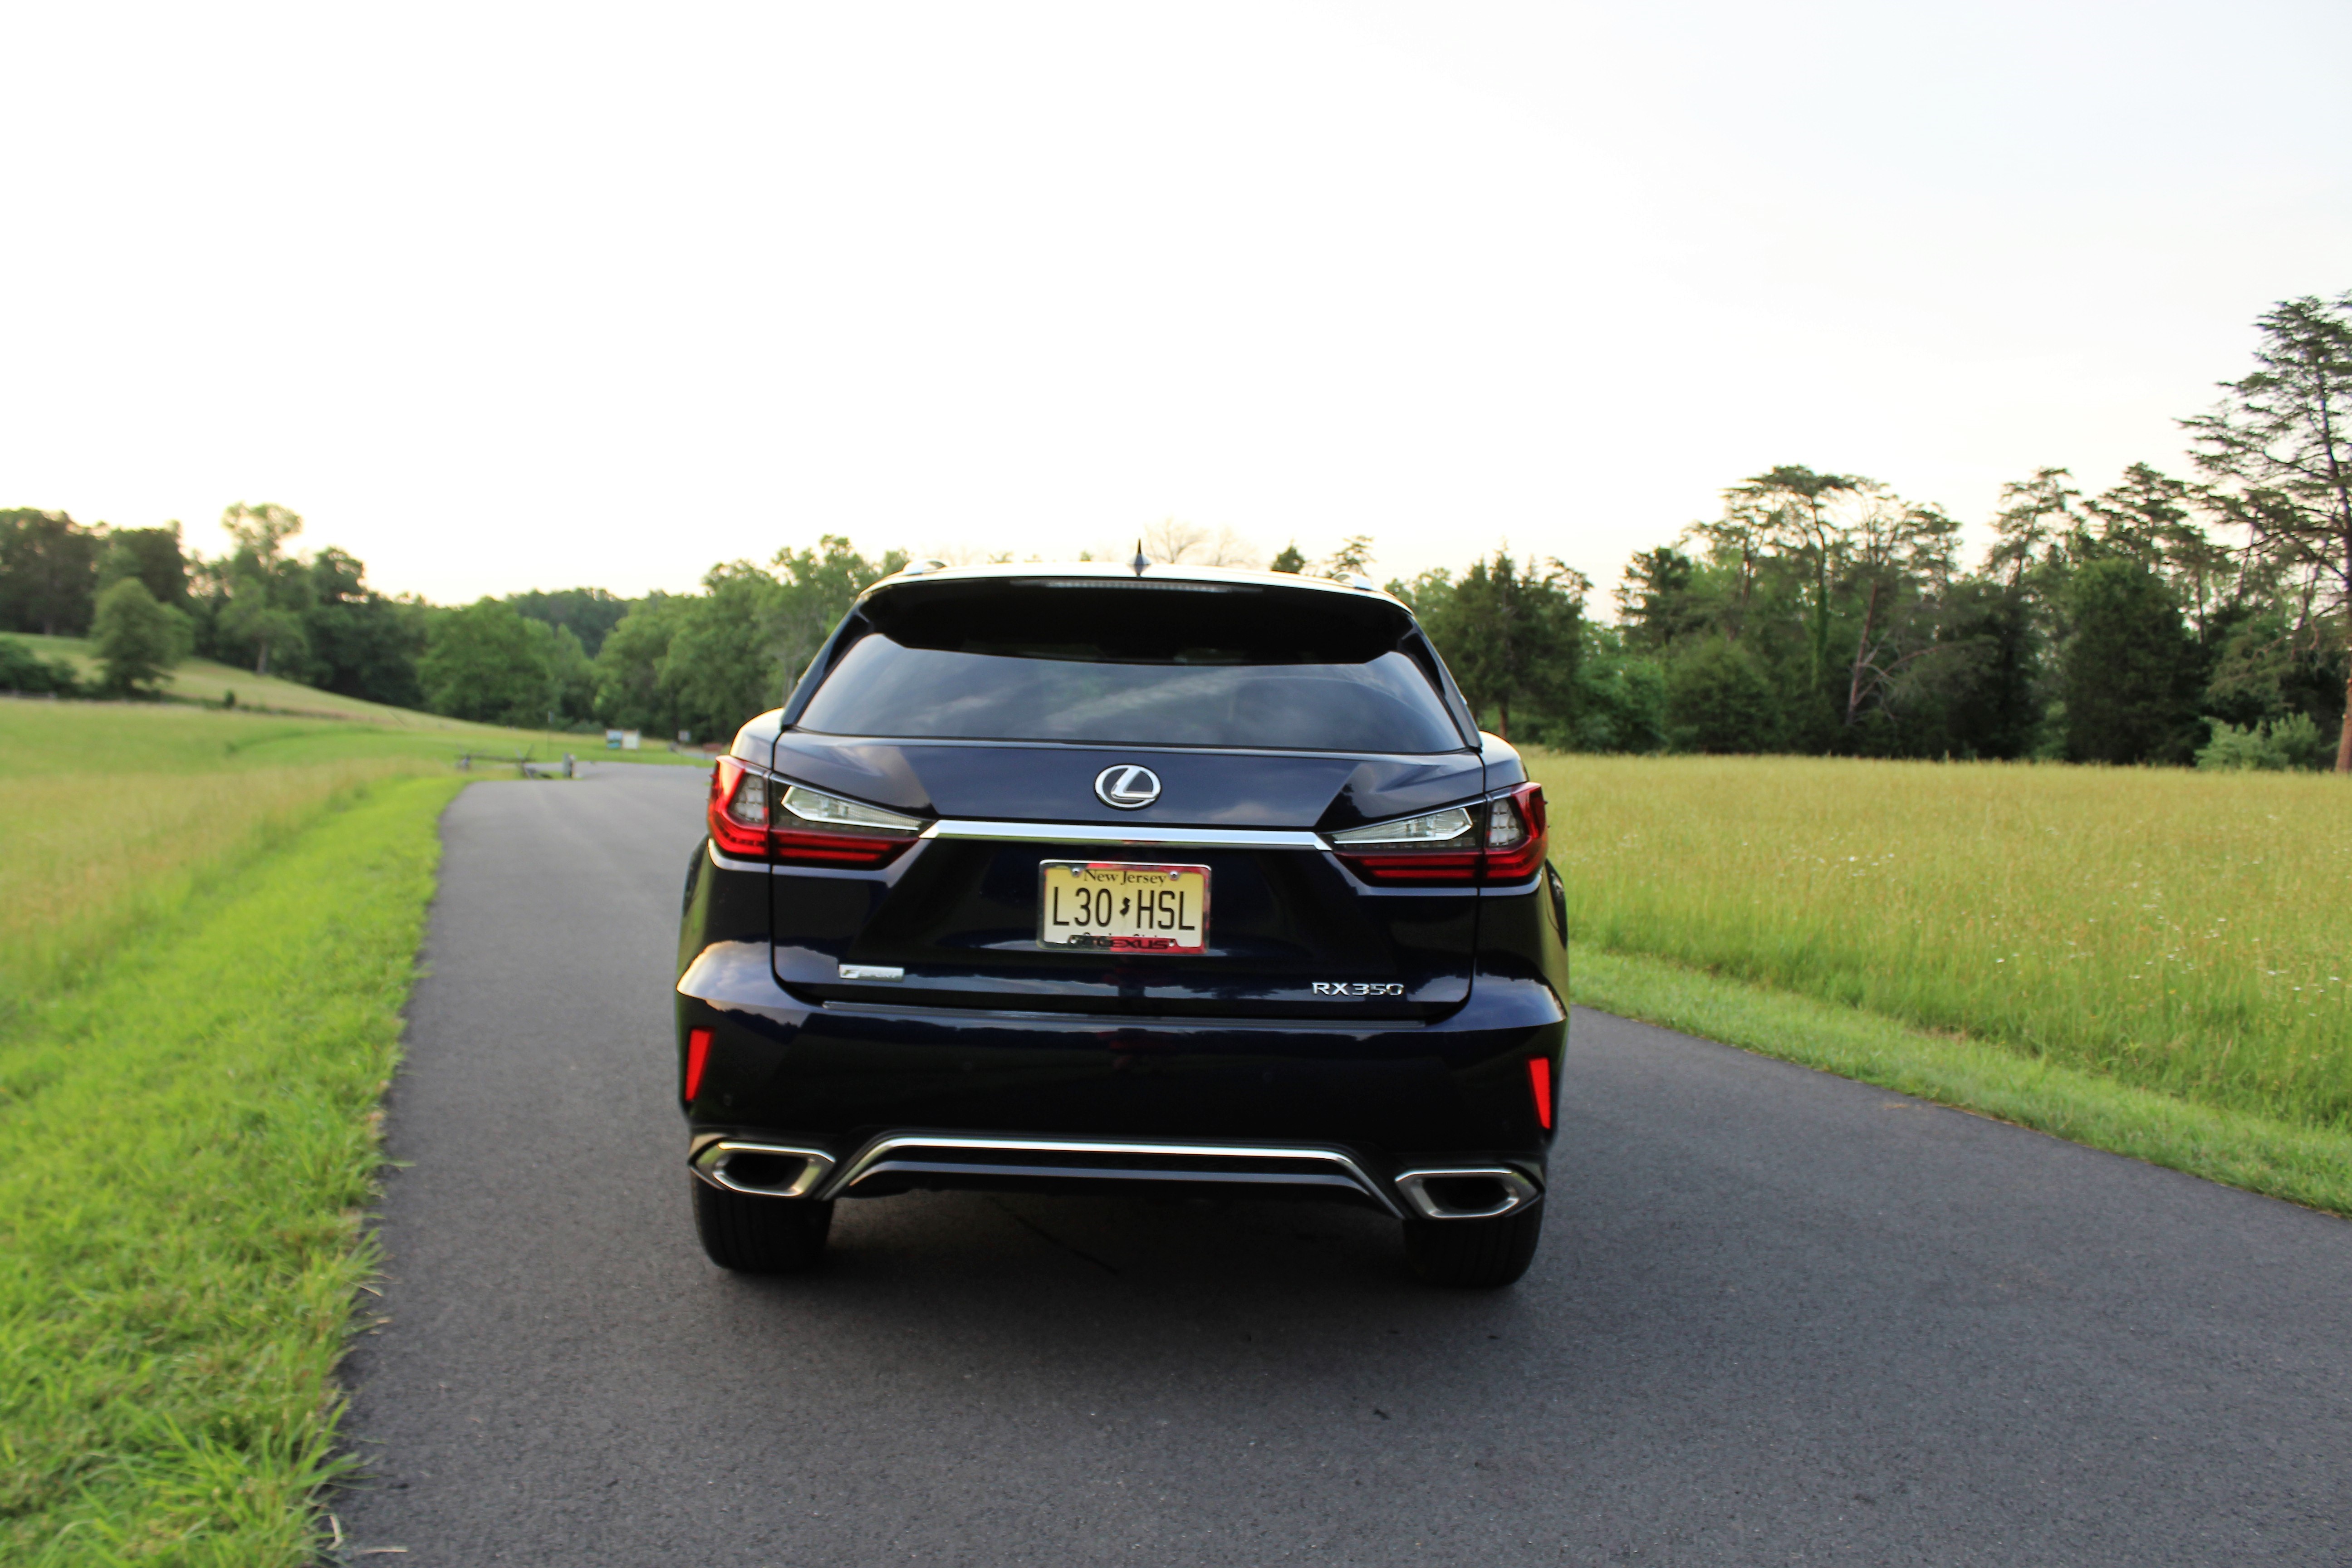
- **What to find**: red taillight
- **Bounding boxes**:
[707,758,770,858]
[764,826,912,866]
[1333,784,1548,887]
[1480,783,1549,883]
[1336,849,1485,883]
[705,757,918,868]
[684,1026,713,1103]
[1527,1055,1553,1130]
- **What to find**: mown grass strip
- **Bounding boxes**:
[0,774,464,1566]
[1573,944,2352,1217]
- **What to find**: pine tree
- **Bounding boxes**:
[2184,293,2352,772]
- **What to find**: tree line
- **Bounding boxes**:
[0,506,907,740]
[5,294,2344,769]
[1390,292,2352,774]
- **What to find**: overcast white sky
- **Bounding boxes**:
[4,1,2346,610]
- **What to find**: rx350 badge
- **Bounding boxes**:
[1313,982,1404,997]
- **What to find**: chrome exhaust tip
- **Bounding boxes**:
[690,1140,836,1199]
[1393,1167,1540,1221]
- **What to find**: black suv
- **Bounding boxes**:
[675,561,1567,1287]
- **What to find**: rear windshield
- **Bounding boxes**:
[795,581,1468,753]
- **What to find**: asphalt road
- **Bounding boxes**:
[336,765,2352,1566]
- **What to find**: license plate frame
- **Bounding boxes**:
[1037,860,1210,954]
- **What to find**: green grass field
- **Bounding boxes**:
[0,697,707,1563]
[0,774,461,1565]
[4,706,2345,1558]
[0,699,701,1025]
[1530,751,2352,1207]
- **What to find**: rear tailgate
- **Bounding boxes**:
[767,736,1482,1020]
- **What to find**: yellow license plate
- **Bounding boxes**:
[1038,861,1209,954]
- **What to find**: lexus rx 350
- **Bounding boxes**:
[675,560,1567,1287]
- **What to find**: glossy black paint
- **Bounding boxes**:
[678,840,1565,1193]
[760,731,1486,830]
[778,837,1473,1020]
[680,573,1567,1210]
[676,887,1563,1180]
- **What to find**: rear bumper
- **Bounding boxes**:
[676,940,1564,1192]
[687,1130,1544,1221]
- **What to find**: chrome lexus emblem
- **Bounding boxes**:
[1094,764,1162,810]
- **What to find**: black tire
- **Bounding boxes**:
[691,1178,834,1273]
[1402,1200,1544,1288]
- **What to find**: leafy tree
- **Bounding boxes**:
[0,636,80,695]
[1833,496,1962,735]
[1916,579,2040,759]
[1614,546,1706,651]
[1414,551,1585,742]
[2184,292,2352,771]
[545,622,596,724]
[94,524,189,608]
[1664,638,1779,753]
[2080,465,2238,638]
[596,537,903,742]
[0,510,103,636]
[2200,602,2347,740]
[1267,543,1307,574]
[592,594,688,733]
[2196,713,2332,771]
[1569,622,1667,752]
[90,578,190,696]
[216,593,307,677]
[2061,559,2201,764]
[220,501,304,564]
[301,551,429,708]
[660,566,789,739]
[509,587,631,657]
[767,536,907,696]
[206,502,313,676]
[1985,468,2082,588]
[1726,465,1867,702]
[420,598,559,725]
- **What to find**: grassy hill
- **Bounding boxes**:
[13,632,472,725]
[7,632,708,760]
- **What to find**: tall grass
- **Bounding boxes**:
[1530,753,2352,1128]
[0,706,443,1018]
[0,701,698,1020]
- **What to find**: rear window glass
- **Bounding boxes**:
[796,582,1468,753]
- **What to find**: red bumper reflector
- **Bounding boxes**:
[1527,1055,1553,1130]
[685,1027,713,1103]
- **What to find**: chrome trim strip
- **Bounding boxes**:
[1393,1167,1542,1221]
[923,819,1328,851]
[855,1159,1367,1196]
[689,1141,837,1200]
[706,842,772,873]
[818,1132,1403,1217]
[815,998,1428,1029]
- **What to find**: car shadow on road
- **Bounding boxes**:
[689,1188,1554,1403]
